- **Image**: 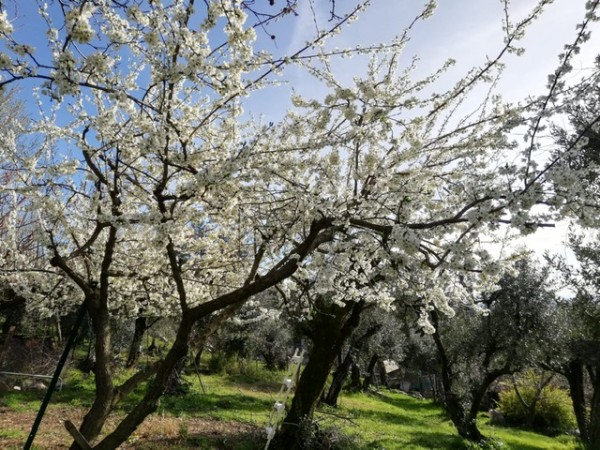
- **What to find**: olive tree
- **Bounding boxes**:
[549,56,600,449]
[550,234,600,449]
[429,260,559,441]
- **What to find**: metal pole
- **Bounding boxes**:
[24,301,87,450]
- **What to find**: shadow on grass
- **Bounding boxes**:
[220,374,281,394]
[0,374,272,419]
[402,430,466,449]
[134,432,264,450]
[159,392,272,417]
[346,392,449,425]
[342,405,437,429]
[364,391,448,419]
[362,430,465,450]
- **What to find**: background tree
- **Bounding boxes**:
[322,307,403,405]
[550,233,600,449]
[427,259,558,441]
[0,89,37,338]
[548,56,600,449]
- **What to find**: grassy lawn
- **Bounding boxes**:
[0,366,583,449]
[333,391,580,449]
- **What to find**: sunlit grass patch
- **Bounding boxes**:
[0,366,584,449]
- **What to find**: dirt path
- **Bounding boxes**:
[0,407,262,449]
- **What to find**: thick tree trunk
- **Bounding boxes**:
[92,318,195,450]
[465,375,501,438]
[275,299,365,449]
[445,392,484,441]
[350,363,362,390]
[71,302,115,449]
[126,317,147,369]
[587,365,600,450]
[565,360,589,445]
[323,323,380,406]
[378,358,389,388]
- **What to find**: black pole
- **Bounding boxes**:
[24,301,88,450]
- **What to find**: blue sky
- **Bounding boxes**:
[5,1,598,121]
[246,0,599,120]
[4,0,598,260]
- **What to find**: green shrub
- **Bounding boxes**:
[497,376,575,433]
[207,351,233,374]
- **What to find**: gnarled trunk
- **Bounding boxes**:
[587,364,600,450]
[446,392,484,442]
[362,353,379,390]
[431,316,485,443]
[564,360,589,445]
[350,363,362,390]
[378,358,389,388]
[275,299,365,449]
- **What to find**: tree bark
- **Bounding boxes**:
[362,353,379,390]
[323,323,380,406]
[564,360,589,445]
[74,217,335,449]
[431,317,485,442]
[322,349,354,406]
[126,317,147,369]
[447,392,484,441]
[378,358,389,389]
[275,299,365,449]
[587,364,600,450]
[350,363,362,390]
[71,300,114,449]
[92,318,195,450]
[467,374,502,430]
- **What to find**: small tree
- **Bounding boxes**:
[498,370,575,433]
[428,259,559,441]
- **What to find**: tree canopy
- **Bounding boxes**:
[0,0,599,448]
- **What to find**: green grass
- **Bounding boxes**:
[0,429,25,440]
[331,391,581,449]
[0,365,583,449]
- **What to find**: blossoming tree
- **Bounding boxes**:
[0,0,598,448]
